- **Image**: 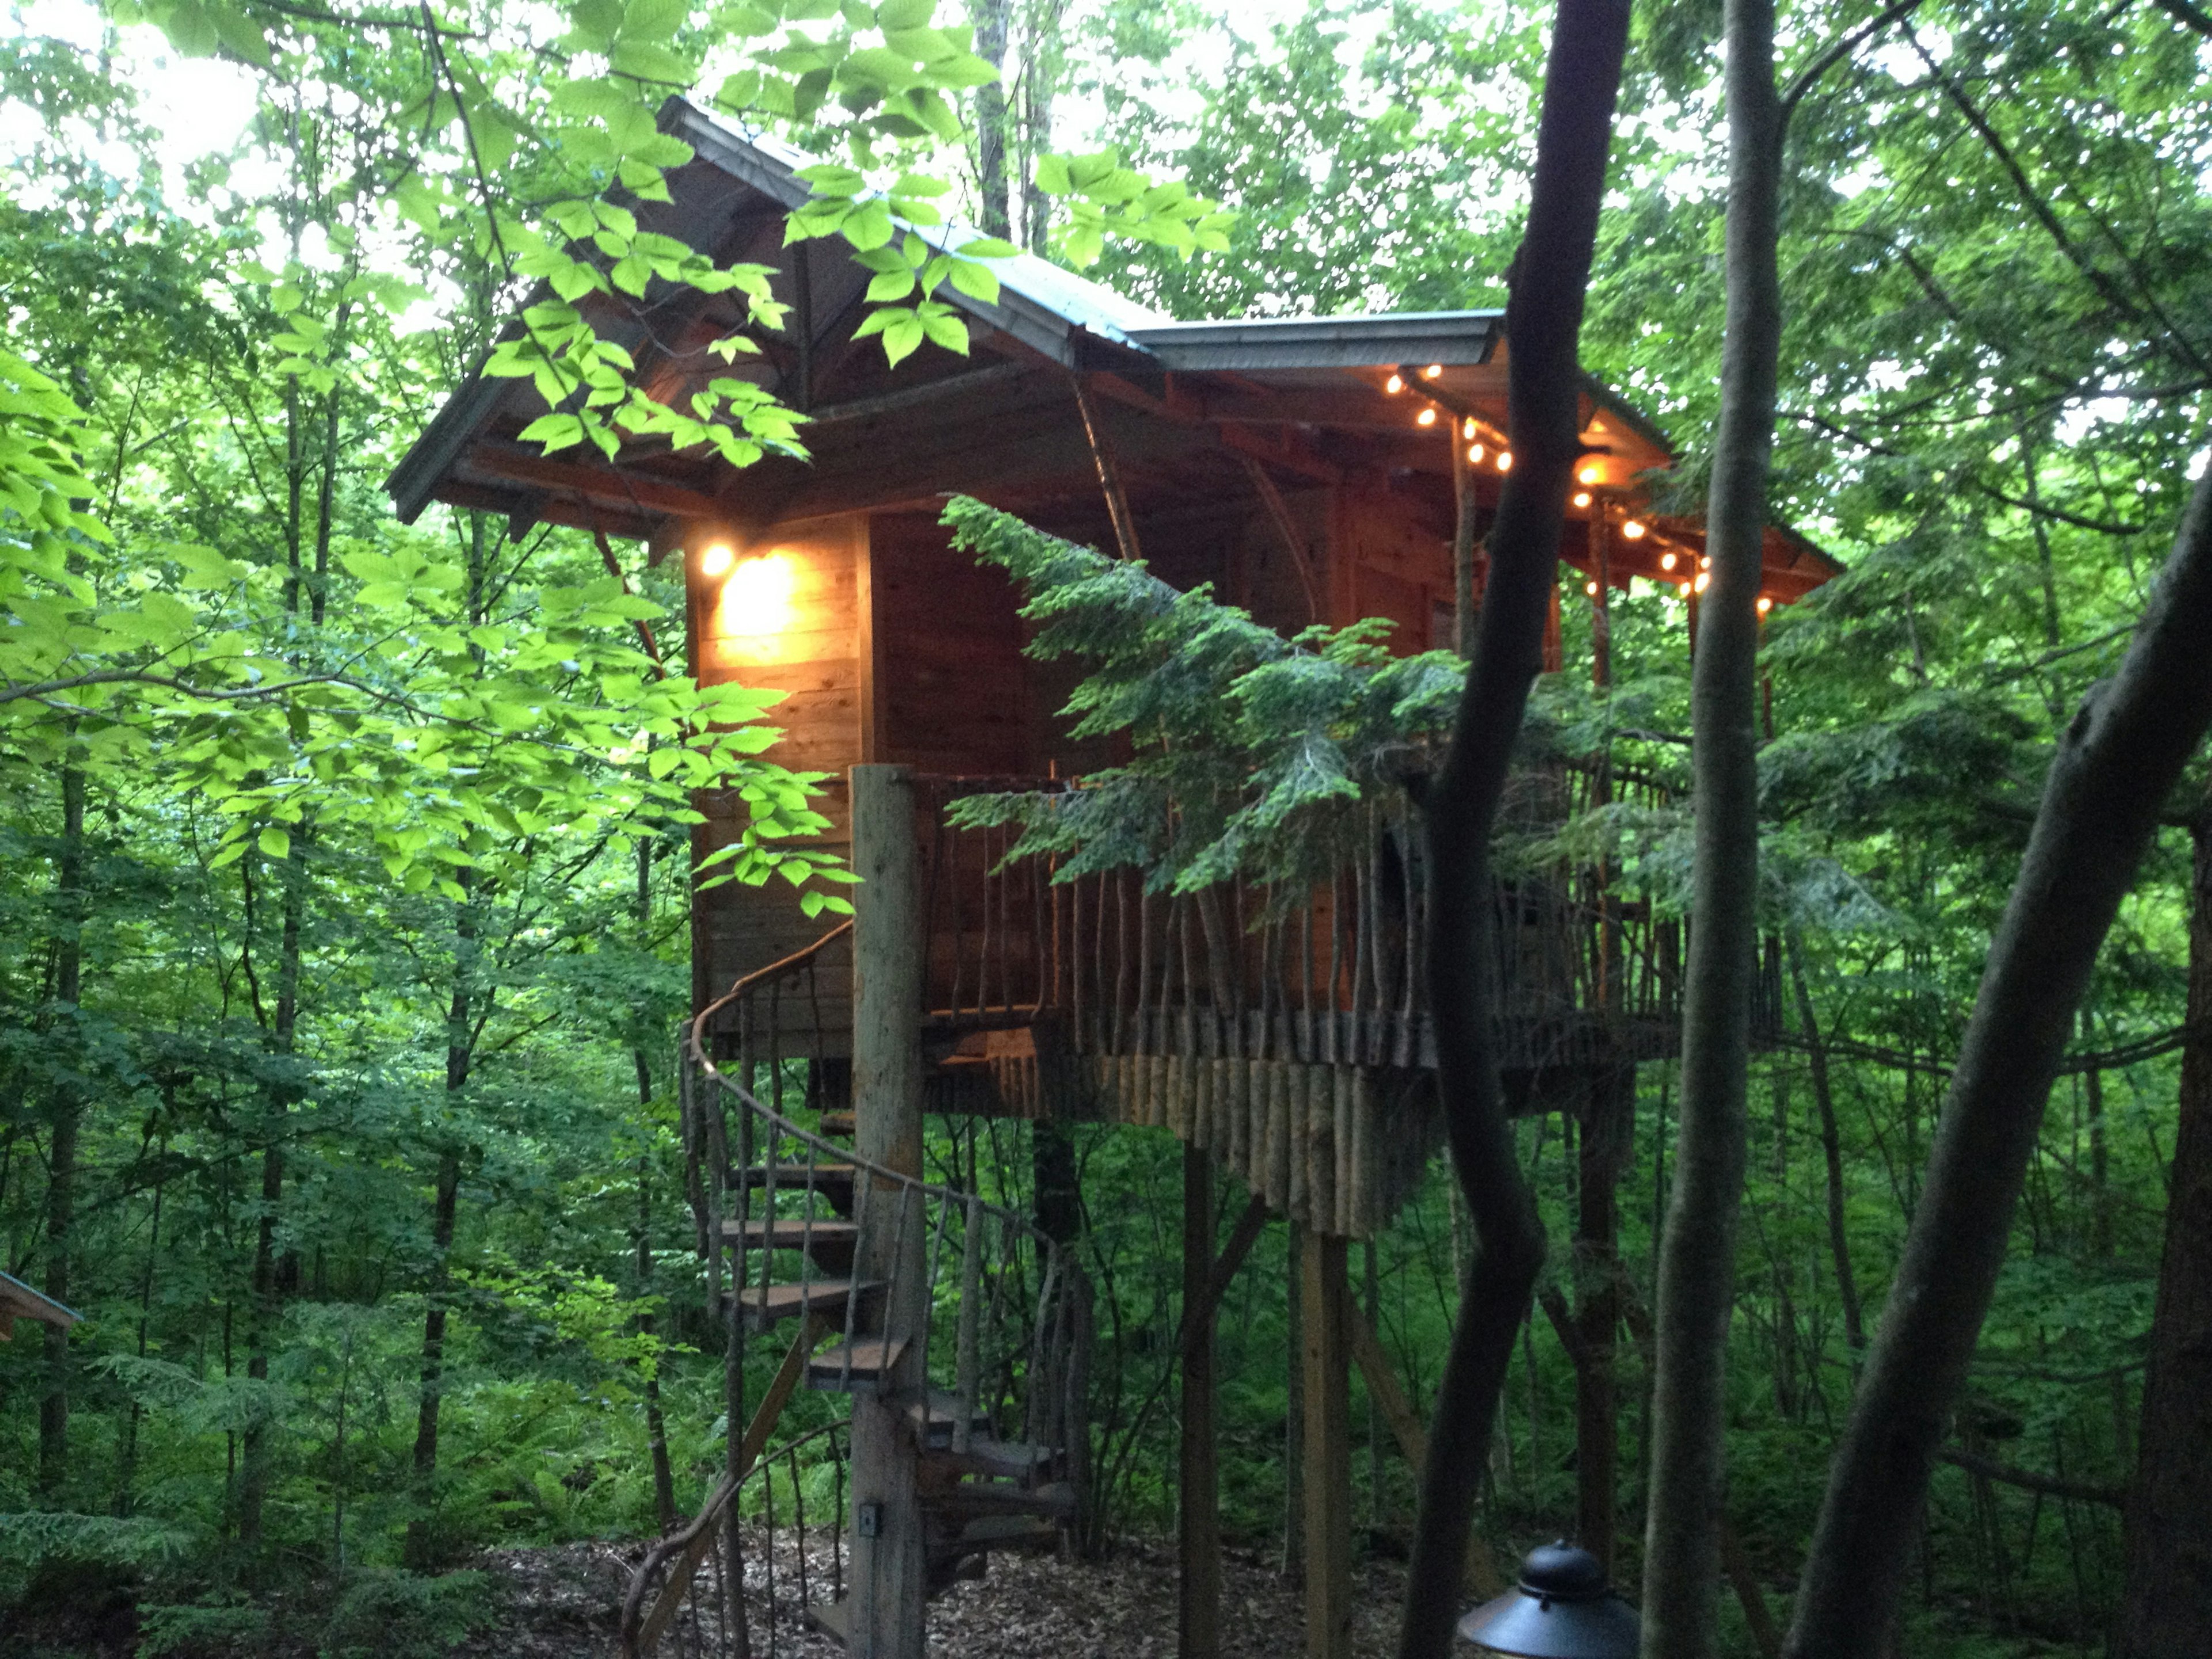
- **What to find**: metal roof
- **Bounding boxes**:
[1,1267,80,1329]
[1129,310,1503,372]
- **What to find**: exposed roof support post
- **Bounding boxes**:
[1070,373,1145,563]
[1238,454,1323,624]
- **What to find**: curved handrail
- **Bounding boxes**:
[685,921,1071,1271]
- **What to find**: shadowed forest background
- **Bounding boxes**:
[2,1,2208,1656]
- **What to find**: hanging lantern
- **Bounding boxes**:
[1457,1543,1640,1658]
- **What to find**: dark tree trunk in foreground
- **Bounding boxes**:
[1785,464,2212,1657]
[2114,807,2212,1654]
[1642,0,1780,1647]
[1396,6,1630,1655]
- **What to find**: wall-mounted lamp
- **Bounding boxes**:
[700,541,736,579]
[1469,444,1487,465]
[1758,596,1774,615]
[1658,551,1678,572]
[1577,464,1603,485]
[1463,416,1478,440]
[1572,491,1592,509]
[1423,363,1444,379]
[1457,1542,1640,1657]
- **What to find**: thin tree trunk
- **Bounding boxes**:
[2113,807,2212,1655]
[1575,1065,1632,1573]
[38,763,85,1497]
[1783,465,2212,1658]
[972,0,1012,241]
[1397,6,1630,1654]
[1787,935,1863,1352]
[1641,0,1779,1648]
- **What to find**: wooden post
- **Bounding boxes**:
[1179,1143,1220,1659]
[1301,1229,1352,1659]
[849,764,927,1659]
[1589,510,1613,691]
[1574,1062,1634,1575]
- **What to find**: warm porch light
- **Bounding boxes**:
[1463,416,1478,439]
[1694,571,1712,593]
[1573,491,1592,509]
[700,541,736,578]
[1496,450,1513,472]
[1577,464,1602,484]
[1584,580,1599,596]
[1468,443,1486,464]
[1417,406,1438,427]
[713,550,799,649]
[1457,1542,1639,1657]
[1758,596,1774,614]
[1620,519,1647,540]
[1659,551,1678,571]
[1385,372,1405,393]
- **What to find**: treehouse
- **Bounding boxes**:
[391,97,1838,1659]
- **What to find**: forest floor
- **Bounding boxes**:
[467,1533,1411,1659]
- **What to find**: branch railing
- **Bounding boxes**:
[917,757,1730,1075]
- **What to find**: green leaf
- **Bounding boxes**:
[609,39,694,82]
[876,0,931,24]
[622,0,690,40]
[209,1,272,66]
[257,827,291,860]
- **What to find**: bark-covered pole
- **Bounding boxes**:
[1784,464,2212,1657]
[1396,5,1630,1656]
[1640,0,1779,1649]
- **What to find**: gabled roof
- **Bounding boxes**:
[387,105,1839,599]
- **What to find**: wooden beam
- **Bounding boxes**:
[1071,374,1145,562]
[1179,1145,1221,1659]
[466,440,725,521]
[1300,1230,1352,1659]
[848,764,928,1659]
[804,361,1032,429]
[1239,456,1322,624]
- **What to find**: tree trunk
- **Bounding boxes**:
[38,763,85,1498]
[1575,1065,1632,1573]
[1783,465,2212,1658]
[1179,1143,1219,1659]
[972,0,1012,241]
[1396,6,1630,1655]
[1641,0,1780,1645]
[2113,808,2212,1654]
[1787,934,1862,1351]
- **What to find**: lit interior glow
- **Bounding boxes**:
[1416,406,1438,427]
[1468,442,1486,464]
[1385,372,1404,394]
[1572,490,1592,508]
[699,541,736,578]
[1577,464,1602,484]
[1497,450,1513,472]
[713,551,798,656]
[1660,551,1678,571]
[1423,363,1444,378]
[1621,519,1647,540]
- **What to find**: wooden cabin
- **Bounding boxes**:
[392,103,1838,1229]
[393,100,1842,1659]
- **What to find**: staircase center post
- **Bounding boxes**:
[849,764,929,1659]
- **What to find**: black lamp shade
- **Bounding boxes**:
[1456,1543,1641,1658]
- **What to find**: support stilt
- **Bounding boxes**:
[849,765,927,1659]
[1179,1143,1220,1659]
[1300,1230,1352,1659]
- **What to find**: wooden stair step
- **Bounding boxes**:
[721,1217,859,1261]
[816,1111,855,1138]
[732,1164,856,1215]
[807,1597,849,1641]
[921,1479,1078,1521]
[929,1514,1061,1565]
[726,1278,882,1326]
[918,1437,1052,1483]
[904,1391,993,1448]
[806,1336,908,1391]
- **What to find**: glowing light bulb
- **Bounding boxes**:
[1577,464,1602,485]
[1700,555,1713,570]
[1462,416,1477,440]
[1423,363,1444,379]
[700,543,736,578]
[1758,596,1774,615]
[1585,581,1599,596]
[1660,551,1678,571]
[1416,406,1438,427]
[1497,450,1514,472]
[1573,491,1592,509]
[1468,443,1486,464]
[1621,519,1647,540]
[1384,373,1404,394]
[1694,571,1712,594]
